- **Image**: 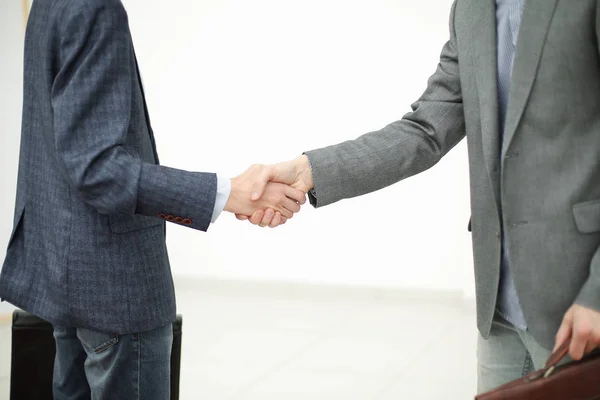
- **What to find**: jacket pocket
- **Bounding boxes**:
[108,214,163,234]
[573,200,600,234]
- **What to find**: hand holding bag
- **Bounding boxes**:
[476,338,600,400]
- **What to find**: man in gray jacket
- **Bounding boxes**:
[243,0,600,392]
[1,0,304,398]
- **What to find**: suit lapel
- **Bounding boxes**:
[501,0,559,155]
[470,0,500,200]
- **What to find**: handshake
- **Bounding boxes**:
[223,155,314,228]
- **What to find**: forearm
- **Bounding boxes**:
[304,116,461,208]
[304,0,464,208]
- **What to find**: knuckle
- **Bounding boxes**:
[576,325,592,339]
[563,313,574,323]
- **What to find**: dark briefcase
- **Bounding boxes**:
[10,310,182,400]
[476,338,600,400]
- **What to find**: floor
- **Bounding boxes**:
[0,279,478,399]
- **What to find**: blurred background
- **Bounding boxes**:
[0,0,477,398]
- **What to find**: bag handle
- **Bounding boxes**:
[542,338,571,378]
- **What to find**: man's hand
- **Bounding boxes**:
[555,304,600,360]
[224,164,306,224]
[235,155,314,227]
[250,155,315,198]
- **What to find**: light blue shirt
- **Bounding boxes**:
[211,175,231,223]
[495,0,527,329]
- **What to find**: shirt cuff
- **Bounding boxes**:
[211,175,232,223]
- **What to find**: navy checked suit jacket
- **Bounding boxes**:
[0,0,217,333]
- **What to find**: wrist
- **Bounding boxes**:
[295,155,314,190]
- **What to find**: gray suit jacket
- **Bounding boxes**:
[305,0,600,350]
[0,0,217,333]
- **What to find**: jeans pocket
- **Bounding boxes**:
[77,328,119,354]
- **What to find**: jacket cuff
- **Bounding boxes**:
[136,163,217,232]
[303,149,344,208]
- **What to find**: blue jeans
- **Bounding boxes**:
[52,323,173,400]
[476,312,569,394]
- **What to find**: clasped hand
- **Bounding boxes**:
[224,156,314,227]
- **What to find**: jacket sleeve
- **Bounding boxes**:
[574,3,600,311]
[50,0,216,231]
[304,0,465,208]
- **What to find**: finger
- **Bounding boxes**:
[249,210,264,225]
[555,309,574,352]
[592,331,600,350]
[275,206,293,219]
[251,165,276,201]
[571,336,588,361]
[555,322,572,352]
[584,341,597,356]
[571,322,591,361]
[236,214,249,221]
[259,208,275,227]
[280,216,288,225]
[282,197,301,214]
[285,186,307,204]
[269,212,282,228]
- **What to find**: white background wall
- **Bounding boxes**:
[0,0,26,314]
[1,0,474,297]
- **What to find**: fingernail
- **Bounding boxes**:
[251,192,259,200]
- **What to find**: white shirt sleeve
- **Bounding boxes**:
[211,175,232,223]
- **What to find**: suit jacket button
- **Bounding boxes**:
[175,217,183,223]
[183,218,192,225]
[495,231,501,239]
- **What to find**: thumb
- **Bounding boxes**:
[251,165,276,201]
